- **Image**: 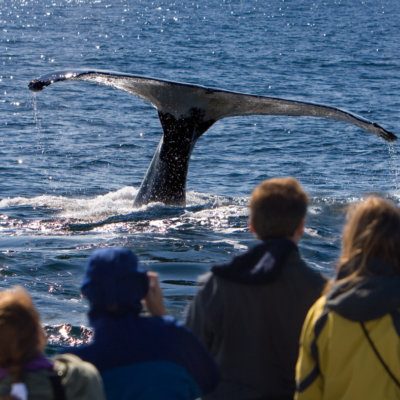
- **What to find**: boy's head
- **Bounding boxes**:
[249,177,308,240]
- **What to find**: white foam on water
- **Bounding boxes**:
[0,186,138,220]
[304,227,320,237]
[0,188,249,226]
[182,204,249,219]
[308,206,322,215]
[307,261,331,271]
[186,191,248,208]
[2,188,373,239]
[221,240,248,250]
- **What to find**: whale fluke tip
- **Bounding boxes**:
[373,123,397,142]
[28,79,46,92]
[385,132,397,142]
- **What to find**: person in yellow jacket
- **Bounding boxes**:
[295,196,400,400]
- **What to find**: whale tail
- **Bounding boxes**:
[29,70,397,206]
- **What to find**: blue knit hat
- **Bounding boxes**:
[81,248,149,322]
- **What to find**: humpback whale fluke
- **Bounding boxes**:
[29,70,397,207]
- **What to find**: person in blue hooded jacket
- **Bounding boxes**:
[61,247,220,400]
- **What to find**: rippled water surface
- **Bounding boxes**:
[1,0,400,349]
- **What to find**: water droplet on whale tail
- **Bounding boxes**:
[28,79,47,92]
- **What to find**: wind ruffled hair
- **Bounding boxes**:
[0,287,46,400]
[325,196,400,294]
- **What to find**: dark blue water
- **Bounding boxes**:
[1,0,400,349]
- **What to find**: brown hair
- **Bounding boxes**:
[324,197,400,294]
[0,287,44,387]
[249,177,308,239]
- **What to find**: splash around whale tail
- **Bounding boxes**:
[29,70,397,206]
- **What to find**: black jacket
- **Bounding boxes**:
[186,239,327,400]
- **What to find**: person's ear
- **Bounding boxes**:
[289,218,305,245]
[249,217,255,234]
[296,218,305,237]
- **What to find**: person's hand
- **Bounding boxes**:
[143,272,166,316]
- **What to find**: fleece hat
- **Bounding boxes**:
[81,247,149,322]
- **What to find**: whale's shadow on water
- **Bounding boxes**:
[29,69,397,212]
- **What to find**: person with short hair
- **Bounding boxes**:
[186,177,327,400]
[62,247,220,400]
[0,287,105,400]
[296,197,400,400]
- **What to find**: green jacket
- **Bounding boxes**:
[0,353,106,400]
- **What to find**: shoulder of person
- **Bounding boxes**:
[0,370,54,400]
[0,375,12,398]
[286,251,328,283]
[148,314,194,336]
[53,353,106,400]
[160,315,200,334]
[158,314,181,327]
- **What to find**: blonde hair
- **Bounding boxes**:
[249,177,308,239]
[0,287,44,391]
[333,197,400,290]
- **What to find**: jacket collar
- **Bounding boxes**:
[327,259,400,321]
[211,238,298,285]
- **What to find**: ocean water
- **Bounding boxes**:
[1,0,400,350]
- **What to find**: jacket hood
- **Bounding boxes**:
[211,238,298,284]
[82,248,149,323]
[326,259,400,321]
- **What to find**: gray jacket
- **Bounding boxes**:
[186,240,327,400]
[0,353,106,400]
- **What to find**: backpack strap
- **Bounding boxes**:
[360,321,400,388]
[48,370,67,400]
